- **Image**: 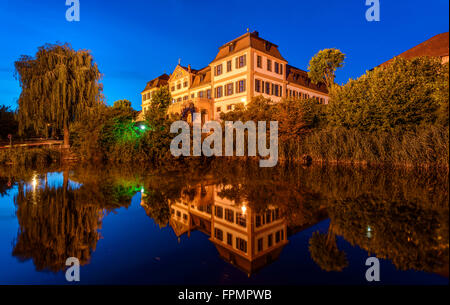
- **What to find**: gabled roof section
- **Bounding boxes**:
[286,65,328,94]
[380,32,449,67]
[141,73,170,93]
[191,66,211,88]
[212,31,287,63]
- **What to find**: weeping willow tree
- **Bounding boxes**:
[14,43,103,148]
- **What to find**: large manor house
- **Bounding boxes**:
[140,31,329,121]
[140,31,449,122]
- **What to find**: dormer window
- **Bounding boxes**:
[265,42,271,51]
[229,43,235,52]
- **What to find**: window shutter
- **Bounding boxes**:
[235,57,238,69]
[243,54,246,67]
[243,80,246,92]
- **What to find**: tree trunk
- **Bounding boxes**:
[63,124,70,149]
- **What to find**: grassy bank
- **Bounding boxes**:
[279,126,449,168]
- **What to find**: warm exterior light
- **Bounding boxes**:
[140,125,146,130]
[241,97,246,103]
[241,205,247,214]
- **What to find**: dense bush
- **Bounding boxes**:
[70,87,176,164]
[327,57,449,131]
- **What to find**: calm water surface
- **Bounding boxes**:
[0,162,448,285]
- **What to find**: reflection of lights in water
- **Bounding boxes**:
[31,175,38,190]
[141,187,145,193]
[241,205,247,214]
[367,226,372,238]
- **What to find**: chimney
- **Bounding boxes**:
[188,64,191,72]
[252,30,259,37]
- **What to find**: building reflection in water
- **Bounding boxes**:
[142,183,295,276]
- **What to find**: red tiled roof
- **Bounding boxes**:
[212,31,287,63]
[286,65,328,94]
[191,66,211,88]
[380,32,449,67]
[141,73,170,93]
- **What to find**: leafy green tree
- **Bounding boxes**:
[145,86,172,123]
[328,57,448,131]
[308,48,345,88]
[113,99,132,110]
[14,43,103,148]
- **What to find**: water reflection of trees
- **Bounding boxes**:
[328,195,449,274]
[12,169,137,272]
[139,161,448,275]
[4,161,449,275]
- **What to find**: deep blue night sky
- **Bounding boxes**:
[0,0,448,110]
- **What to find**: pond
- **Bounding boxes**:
[0,162,448,285]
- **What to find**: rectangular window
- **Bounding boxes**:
[265,82,271,95]
[236,213,246,228]
[215,206,223,218]
[225,83,233,96]
[214,228,223,241]
[267,59,272,72]
[256,215,261,227]
[268,234,273,247]
[236,237,247,253]
[227,233,233,246]
[184,81,188,88]
[227,105,232,111]
[257,55,262,68]
[183,95,188,101]
[236,79,246,93]
[183,214,187,220]
[216,107,221,112]
[280,64,283,75]
[255,79,261,93]
[274,84,279,97]
[257,238,263,252]
[275,231,281,243]
[265,211,271,223]
[238,54,246,68]
[215,86,223,98]
[227,60,232,72]
[171,86,175,92]
[177,83,181,90]
[225,209,234,222]
[199,91,204,98]
[191,94,194,98]
[274,62,279,74]
[215,64,223,76]
[207,89,211,99]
